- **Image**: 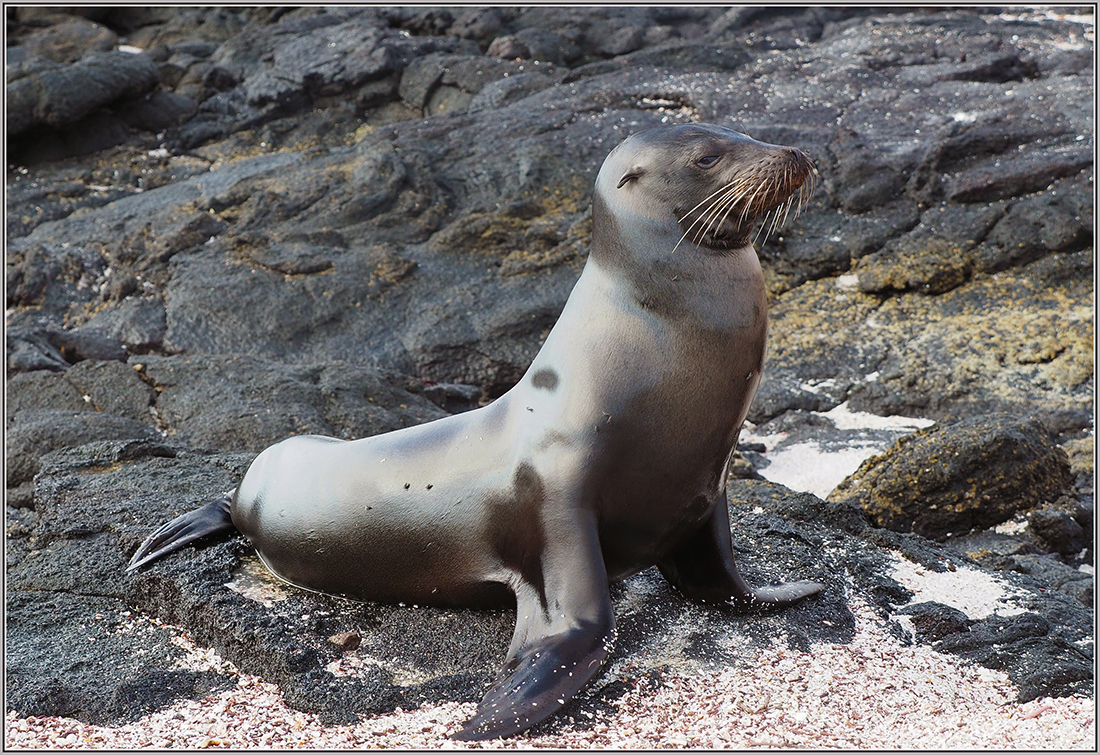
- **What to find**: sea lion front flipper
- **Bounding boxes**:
[657,490,824,607]
[451,508,615,741]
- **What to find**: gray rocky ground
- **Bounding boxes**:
[5,5,1094,741]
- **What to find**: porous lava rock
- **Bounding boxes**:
[829,414,1074,540]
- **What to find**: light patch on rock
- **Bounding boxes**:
[751,439,886,499]
[224,556,290,607]
[171,634,239,676]
[994,518,1029,535]
[999,7,1096,30]
[6,594,1094,749]
[325,652,434,687]
[799,377,838,394]
[888,552,1027,620]
[612,571,661,615]
[819,401,934,432]
[742,403,935,498]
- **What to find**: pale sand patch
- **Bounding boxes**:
[818,402,935,433]
[889,551,1029,619]
[749,439,883,499]
[743,401,935,499]
[6,597,1093,749]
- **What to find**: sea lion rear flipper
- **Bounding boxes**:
[657,490,824,607]
[126,496,235,572]
[451,509,615,741]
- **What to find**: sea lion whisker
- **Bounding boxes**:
[739,182,768,225]
[698,184,743,243]
[768,204,786,240]
[757,202,782,245]
[677,179,740,223]
[693,186,733,231]
[676,180,740,234]
[764,189,798,245]
[733,183,755,226]
[797,171,818,214]
[676,182,740,251]
[760,205,782,247]
[776,194,795,232]
[671,229,692,254]
[752,212,768,245]
[717,178,757,233]
[715,186,752,242]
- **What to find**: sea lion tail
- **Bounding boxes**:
[126,496,235,572]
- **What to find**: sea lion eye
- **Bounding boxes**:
[695,155,721,169]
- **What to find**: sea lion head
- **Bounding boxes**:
[596,123,817,252]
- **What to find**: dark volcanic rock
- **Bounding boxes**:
[5,591,233,724]
[6,409,159,490]
[62,359,158,420]
[138,354,448,453]
[18,16,119,64]
[4,4,1092,736]
[1028,508,1089,557]
[829,414,1074,540]
[6,370,92,415]
[7,50,160,136]
[1009,554,1094,608]
[7,324,128,374]
[935,611,1093,701]
[6,241,105,313]
[6,441,247,722]
[79,298,169,355]
[8,449,856,726]
[114,90,199,132]
[895,601,974,642]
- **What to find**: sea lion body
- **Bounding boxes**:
[235,241,766,603]
[130,123,821,740]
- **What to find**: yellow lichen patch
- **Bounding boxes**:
[426,179,591,273]
[855,237,975,295]
[429,211,531,256]
[194,129,284,169]
[349,123,375,144]
[766,275,883,364]
[1062,436,1094,478]
[370,251,417,285]
[829,415,1072,539]
[768,262,1092,417]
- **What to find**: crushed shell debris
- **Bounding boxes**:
[5,598,1093,748]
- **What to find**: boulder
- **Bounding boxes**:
[829,414,1074,540]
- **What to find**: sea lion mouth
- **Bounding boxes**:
[674,147,818,251]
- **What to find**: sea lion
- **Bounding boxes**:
[128,122,823,740]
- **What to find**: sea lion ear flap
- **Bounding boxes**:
[617,168,644,189]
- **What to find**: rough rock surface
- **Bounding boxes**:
[5,6,1093,737]
[829,414,1075,540]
